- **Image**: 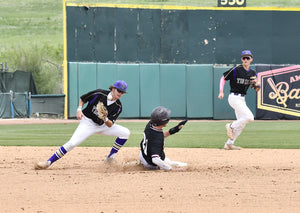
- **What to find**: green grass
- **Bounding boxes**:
[1,0,300,65]
[1,0,300,73]
[0,0,63,72]
[1,1,299,149]
[1,0,300,91]
[0,121,299,149]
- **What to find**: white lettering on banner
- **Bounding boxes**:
[290,75,300,83]
[267,78,300,108]
[257,65,300,117]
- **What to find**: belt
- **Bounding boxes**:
[231,92,245,97]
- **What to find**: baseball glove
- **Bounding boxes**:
[96,101,108,121]
[250,76,260,90]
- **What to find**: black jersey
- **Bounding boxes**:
[80,89,122,125]
[140,121,166,166]
[223,65,257,95]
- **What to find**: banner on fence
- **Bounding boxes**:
[256,65,300,119]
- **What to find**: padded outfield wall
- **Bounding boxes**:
[63,3,300,119]
[68,63,257,119]
[65,4,300,64]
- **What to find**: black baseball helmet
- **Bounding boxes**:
[150,106,171,126]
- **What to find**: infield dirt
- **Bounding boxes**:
[0,146,299,213]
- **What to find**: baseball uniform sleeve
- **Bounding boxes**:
[80,89,100,103]
[223,68,234,80]
[152,156,172,170]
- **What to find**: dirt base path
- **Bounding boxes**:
[0,146,299,213]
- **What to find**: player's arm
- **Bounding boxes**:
[254,85,261,92]
[77,90,98,120]
[96,102,114,127]
[104,118,113,127]
[164,120,188,138]
[253,77,261,92]
[218,76,226,100]
[149,137,171,170]
[152,156,184,171]
[163,131,171,138]
[76,99,85,120]
[152,155,172,170]
[250,75,261,92]
[105,104,122,128]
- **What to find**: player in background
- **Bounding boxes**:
[140,106,188,171]
[218,50,261,150]
[35,80,130,169]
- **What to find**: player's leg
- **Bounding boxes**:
[47,119,97,163]
[225,95,254,150]
[139,151,159,170]
[97,124,130,161]
[164,158,187,167]
[225,94,239,142]
[230,98,254,138]
[225,94,239,140]
[35,117,100,169]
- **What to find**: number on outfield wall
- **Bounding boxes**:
[218,0,246,7]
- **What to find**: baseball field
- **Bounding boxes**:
[0,119,299,212]
[1,0,300,212]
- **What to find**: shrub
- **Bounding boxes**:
[9,44,62,94]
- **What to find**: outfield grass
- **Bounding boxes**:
[1,1,300,147]
[1,0,300,92]
[0,0,63,72]
[1,0,300,70]
[0,121,299,149]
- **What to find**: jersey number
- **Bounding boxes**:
[141,133,148,156]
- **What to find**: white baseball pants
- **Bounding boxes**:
[139,151,187,170]
[227,93,254,144]
[63,116,130,152]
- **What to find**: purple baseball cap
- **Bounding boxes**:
[241,50,253,57]
[113,80,128,93]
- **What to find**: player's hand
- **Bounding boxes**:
[218,91,224,100]
[254,82,261,92]
[252,81,261,92]
[169,119,188,135]
[76,110,84,120]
